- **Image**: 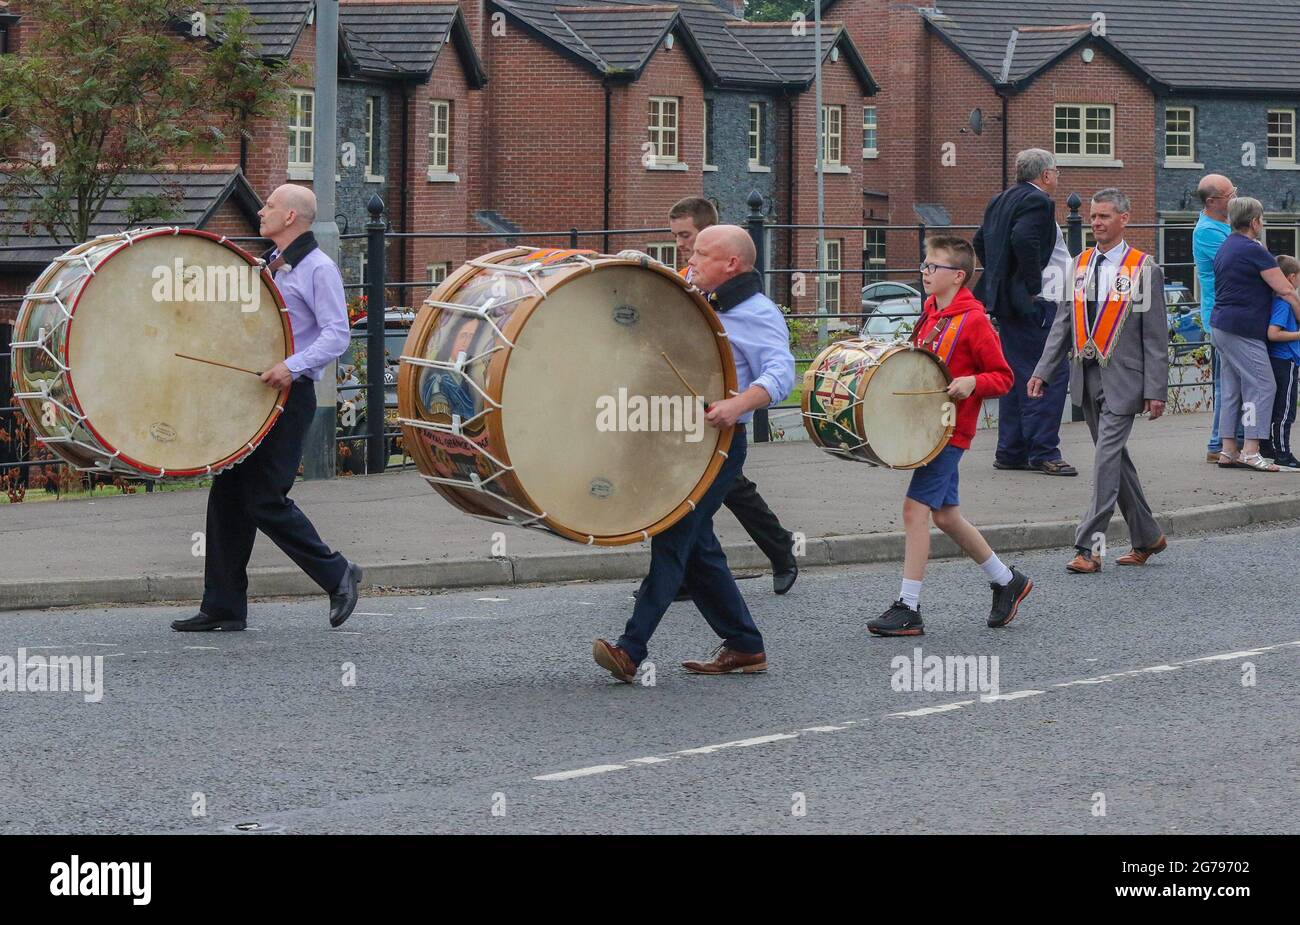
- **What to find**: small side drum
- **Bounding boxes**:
[397,247,738,546]
[802,338,954,468]
[10,228,291,477]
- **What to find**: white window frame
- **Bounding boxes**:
[862,105,878,158]
[645,242,678,268]
[748,103,764,168]
[1165,107,1194,162]
[821,104,842,166]
[647,96,680,166]
[1054,104,1115,162]
[364,96,385,182]
[1268,109,1297,165]
[428,99,451,172]
[358,253,367,287]
[427,262,450,285]
[863,228,886,282]
[288,90,315,169]
[822,239,842,314]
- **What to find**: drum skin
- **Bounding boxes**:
[802,338,954,469]
[398,247,738,546]
[10,229,291,477]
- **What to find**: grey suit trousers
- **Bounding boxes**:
[1075,362,1163,553]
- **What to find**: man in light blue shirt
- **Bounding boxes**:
[594,225,795,681]
[1192,174,1236,459]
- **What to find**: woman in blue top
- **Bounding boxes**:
[1210,197,1300,471]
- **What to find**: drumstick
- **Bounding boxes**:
[174,353,263,377]
[661,352,703,399]
[893,387,949,395]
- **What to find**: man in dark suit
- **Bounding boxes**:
[974,148,1077,476]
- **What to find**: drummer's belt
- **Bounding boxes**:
[916,312,967,365]
[1072,246,1148,364]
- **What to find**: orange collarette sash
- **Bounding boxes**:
[916,311,968,365]
[1072,245,1149,364]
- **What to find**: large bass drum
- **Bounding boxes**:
[802,338,954,468]
[10,228,291,477]
[397,247,737,546]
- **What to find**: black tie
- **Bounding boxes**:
[1086,252,1106,329]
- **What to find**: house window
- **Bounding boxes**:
[646,242,678,268]
[358,253,368,287]
[429,99,451,171]
[864,228,886,284]
[1266,227,1298,259]
[748,103,765,166]
[863,105,878,158]
[1268,109,1296,163]
[1160,224,1197,293]
[821,105,842,165]
[428,262,450,286]
[648,96,679,164]
[1165,107,1194,161]
[1054,104,1113,158]
[365,97,380,177]
[703,98,715,168]
[288,90,315,167]
[822,239,841,312]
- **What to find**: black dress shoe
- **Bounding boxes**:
[772,562,798,595]
[329,561,363,628]
[171,612,246,632]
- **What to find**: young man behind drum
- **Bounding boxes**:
[593,225,795,680]
[868,236,1032,636]
[172,185,362,633]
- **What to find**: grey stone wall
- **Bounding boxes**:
[702,90,779,223]
[337,80,391,289]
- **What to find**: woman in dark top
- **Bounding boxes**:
[1210,197,1300,471]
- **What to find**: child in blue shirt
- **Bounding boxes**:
[1266,255,1300,469]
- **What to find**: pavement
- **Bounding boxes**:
[2,409,1298,611]
[2,520,1296,834]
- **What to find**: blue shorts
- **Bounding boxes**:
[906,444,964,510]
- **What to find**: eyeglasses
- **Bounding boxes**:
[920,262,962,274]
[1208,187,1238,201]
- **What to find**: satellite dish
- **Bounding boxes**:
[969,108,984,136]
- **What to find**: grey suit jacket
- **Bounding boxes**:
[1032,252,1169,417]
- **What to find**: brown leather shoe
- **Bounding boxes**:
[592,638,637,683]
[1117,534,1167,566]
[1066,551,1101,573]
[682,646,768,675]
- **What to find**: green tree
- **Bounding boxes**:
[0,0,295,243]
[746,0,809,22]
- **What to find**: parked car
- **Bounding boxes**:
[860,296,922,341]
[861,280,923,314]
[337,309,416,473]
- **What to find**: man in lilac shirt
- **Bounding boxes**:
[173,185,361,632]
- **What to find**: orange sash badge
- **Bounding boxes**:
[1072,246,1149,364]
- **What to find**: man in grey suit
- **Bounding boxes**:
[1027,188,1169,574]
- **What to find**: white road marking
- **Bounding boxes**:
[888,700,974,717]
[352,612,392,617]
[333,631,363,636]
[533,640,1300,783]
[980,690,1044,702]
[676,733,798,755]
[533,764,628,781]
[476,597,509,603]
[183,646,219,651]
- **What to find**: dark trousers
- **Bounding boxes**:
[201,378,347,620]
[724,473,795,569]
[618,426,764,664]
[1267,356,1298,460]
[996,303,1069,466]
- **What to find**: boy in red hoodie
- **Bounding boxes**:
[868,236,1033,636]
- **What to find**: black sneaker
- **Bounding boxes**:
[988,567,1032,628]
[867,600,924,636]
[1274,454,1300,471]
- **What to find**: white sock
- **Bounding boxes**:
[900,578,923,610]
[981,553,1013,586]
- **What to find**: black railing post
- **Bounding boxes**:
[1066,192,1083,256]
[746,190,770,443]
[366,194,388,474]
[917,221,927,291]
[569,227,579,250]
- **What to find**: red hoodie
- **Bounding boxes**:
[910,287,1014,450]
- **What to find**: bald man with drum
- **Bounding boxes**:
[172,184,362,632]
[594,225,796,680]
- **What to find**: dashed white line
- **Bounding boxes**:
[532,639,1300,783]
